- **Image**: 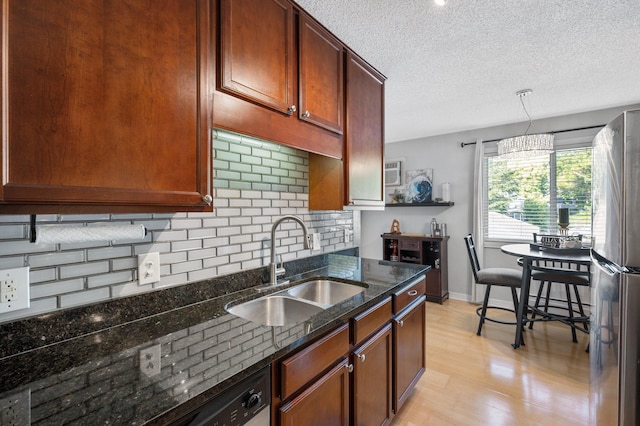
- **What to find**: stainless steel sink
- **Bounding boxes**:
[226,295,324,327]
[286,279,365,308]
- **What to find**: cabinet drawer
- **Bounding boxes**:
[351,297,392,345]
[280,324,349,400]
[399,239,420,251]
[392,276,426,314]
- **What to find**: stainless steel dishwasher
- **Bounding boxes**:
[171,365,271,426]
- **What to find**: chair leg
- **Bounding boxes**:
[528,281,545,329]
[511,287,525,346]
[565,283,578,343]
[543,281,552,312]
[572,284,589,331]
[477,285,491,336]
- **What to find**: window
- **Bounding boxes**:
[484,145,592,241]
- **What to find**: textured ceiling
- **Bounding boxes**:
[294,0,640,143]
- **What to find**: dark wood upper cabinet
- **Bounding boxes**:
[0,0,213,213]
[298,14,344,134]
[308,51,385,210]
[213,0,344,158]
[344,51,385,207]
[219,0,295,115]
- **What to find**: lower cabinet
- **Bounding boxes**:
[352,324,393,426]
[279,359,350,426]
[272,275,426,425]
[393,297,426,412]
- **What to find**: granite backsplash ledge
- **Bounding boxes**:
[0,248,358,360]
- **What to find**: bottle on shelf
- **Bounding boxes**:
[430,218,438,237]
[390,240,398,261]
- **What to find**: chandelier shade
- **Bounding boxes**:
[497,133,554,159]
[497,89,554,159]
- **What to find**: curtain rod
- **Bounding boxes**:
[459,124,605,148]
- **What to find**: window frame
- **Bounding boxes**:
[482,130,596,245]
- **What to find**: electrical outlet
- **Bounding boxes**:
[138,252,160,285]
[0,389,31,426]
[343,229,351,242]
[0,267,30,314]
[311,233,321,251]
[139,344,162,377]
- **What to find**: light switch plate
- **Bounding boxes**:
[0,267,30,314]
[138,252,161,285]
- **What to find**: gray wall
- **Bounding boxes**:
[362,104,640,302]
[0,130,359,324]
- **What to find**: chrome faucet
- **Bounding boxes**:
[269,215,312,286]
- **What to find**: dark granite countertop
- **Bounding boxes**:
[0,253,428,425]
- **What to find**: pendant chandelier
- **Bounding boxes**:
[497,89,554,159]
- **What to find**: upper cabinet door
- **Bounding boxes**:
[344,52,385,207]
[298,14,344,135]
[1,0,213,213]
[219,0,295,115]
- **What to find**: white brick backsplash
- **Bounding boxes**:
[87,246,132,261]
[29,251,85,268]
[29,267,57,284]
[0,129,357,323]
[0,256,28,269]
[60,261,110,279]
[171,260,203,274]
[187,267,219,282]
[203,237,230,248]
[172,240,204,252]
[88,271,134,288]
[187,248,216,261]
[32,278,84,298]
[60,287,110,309]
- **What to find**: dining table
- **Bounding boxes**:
[500,243,591,349]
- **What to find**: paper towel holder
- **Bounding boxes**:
[29,214,147,243]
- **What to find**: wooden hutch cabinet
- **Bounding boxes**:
[381,234,449,304]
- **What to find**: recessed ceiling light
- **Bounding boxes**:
[434,0,448,6]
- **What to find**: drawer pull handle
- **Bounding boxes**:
[357,353,366,362]
[407,290,418,296]
[345,363,354,373]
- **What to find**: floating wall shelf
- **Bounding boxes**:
[385,202,454,207]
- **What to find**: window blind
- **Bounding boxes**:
[484,146,592,242]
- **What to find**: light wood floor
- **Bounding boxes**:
[391,299,590,426]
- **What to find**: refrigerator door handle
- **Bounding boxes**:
[592,250,623,274]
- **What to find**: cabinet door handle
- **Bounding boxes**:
[202,194,213,205]
[345,363,354,373]
[356,353,366,362]
[407,290,418,296]
[301,110,310,119]
[398,320,404,327]
[287,105,297,115]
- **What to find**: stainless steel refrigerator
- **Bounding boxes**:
[590,109,640,425]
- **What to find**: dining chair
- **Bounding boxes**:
[528,233,590,343]
[464,234,523,337]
